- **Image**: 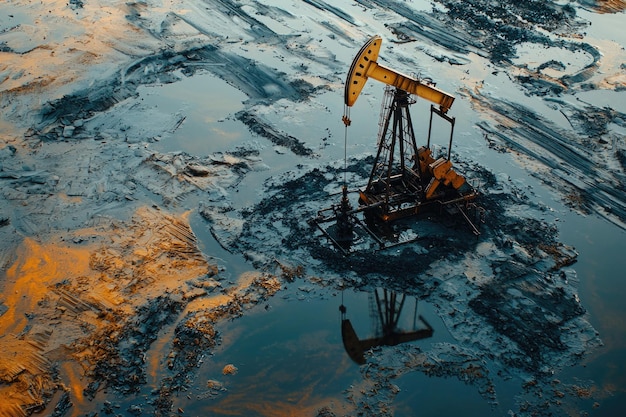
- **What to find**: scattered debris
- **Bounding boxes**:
[222,364,238,375]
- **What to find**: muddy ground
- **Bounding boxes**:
[1,0,624,416]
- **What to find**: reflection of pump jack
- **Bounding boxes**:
[340,288,433,364]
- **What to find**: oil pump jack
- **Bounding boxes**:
[314,35,481,253]
[344,35,478,222]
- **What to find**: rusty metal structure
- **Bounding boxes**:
[345,35,478,222]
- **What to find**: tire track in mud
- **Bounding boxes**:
[236,110,317,156]
[356,0,585,63]
[18,1,331,152]
[472,93,626,228]
[357,0,485,60]
[303,0,358,25]
[37,44,316,136]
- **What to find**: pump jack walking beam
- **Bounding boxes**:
[344,36,455,113]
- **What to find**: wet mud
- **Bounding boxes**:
[1,0,624,416]
[473,94,626,226]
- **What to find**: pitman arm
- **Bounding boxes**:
[344,35,455,113]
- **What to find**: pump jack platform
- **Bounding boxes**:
[313,35,483,254]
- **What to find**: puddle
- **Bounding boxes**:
[575,89,626,114]
[141,71,250,156]
[394,373,497,415]
[170,288,459,416]
[0,6,73,53]
[555,213,626,417]
[579,8,626,46]
[512,43,594,78]
[187,295,355,416]
[99,47,625,416]
[190,211,253,279]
